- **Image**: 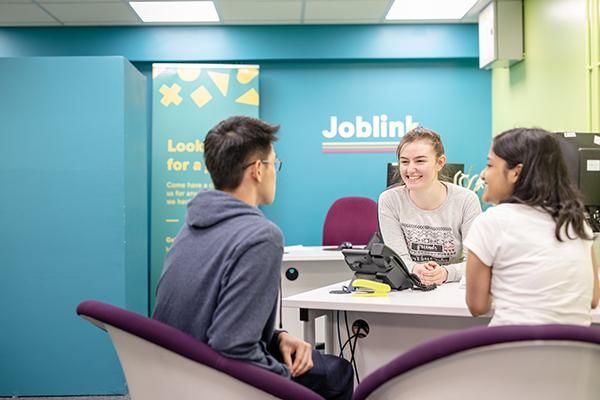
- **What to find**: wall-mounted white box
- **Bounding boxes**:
[478,0,524,69]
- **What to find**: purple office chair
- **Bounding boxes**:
[354,324,600,400]
[322,196,378,246]
[77,300,323,400]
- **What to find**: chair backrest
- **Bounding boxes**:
[77,300,323,400]
[353,324,600,400]
[322,196,378,246]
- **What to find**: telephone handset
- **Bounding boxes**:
[342,233,436,291]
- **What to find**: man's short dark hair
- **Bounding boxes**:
[204,116,279,190]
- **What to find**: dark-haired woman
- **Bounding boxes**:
[465,127,599,325]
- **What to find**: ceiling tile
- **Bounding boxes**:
[41,2,140,23]
[0,3,58,24]
[221,19,301,25]
[218,0,302,22]
[304,0,389,21]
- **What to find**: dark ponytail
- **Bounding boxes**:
[492,128,591,241]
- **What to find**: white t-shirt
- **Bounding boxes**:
[464,203,594,326]
[378,183,482,282]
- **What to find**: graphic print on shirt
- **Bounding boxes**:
[400,223,456,264]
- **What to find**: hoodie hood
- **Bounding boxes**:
[186,190,263,229]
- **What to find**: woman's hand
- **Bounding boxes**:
[413,261,448,285]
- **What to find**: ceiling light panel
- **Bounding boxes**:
[130,1,219,23]
[386,0,479,20]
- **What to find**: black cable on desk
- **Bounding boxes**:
[339,333,360,355]
[350,334,360,383]
[344,311,361,384]
[337,310,344,358]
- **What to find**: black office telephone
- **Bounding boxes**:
[342,233,436,291]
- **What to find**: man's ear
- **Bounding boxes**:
[509,163,523,184]
[249,160,263,183]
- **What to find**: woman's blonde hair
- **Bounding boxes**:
[396,127,445,160]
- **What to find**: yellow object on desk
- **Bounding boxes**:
[351,279,391,297]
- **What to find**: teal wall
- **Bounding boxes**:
[0,56,147,395]
[124,61,150,313]
[137,58,491,309]
[259,61,490,245]
[0,25,478,61]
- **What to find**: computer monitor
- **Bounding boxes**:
[554,132,600,231]
[386,162,465,187]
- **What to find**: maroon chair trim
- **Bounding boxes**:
[77,300,323,400]
[353,324,600,400]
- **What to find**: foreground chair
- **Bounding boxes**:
[322,196,378,246]
[77,300,323,400]
[353,324,600,400]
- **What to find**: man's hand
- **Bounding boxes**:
[413,261,448,285]
[278,331,313,377]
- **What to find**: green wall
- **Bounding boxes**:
[491,0,599,255]
[492,0,588,134]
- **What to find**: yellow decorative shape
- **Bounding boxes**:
[152,66,167,79]
[235,88,259,106]
[159,83,183,106]
[208,71,230,96]
[177,68,201,82]
[191,86,213,108]
[237,68,259,84]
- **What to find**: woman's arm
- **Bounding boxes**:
[466,250,492,316]
[378,190,417,271]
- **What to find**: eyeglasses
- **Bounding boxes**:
[243,158,283,172]
[264,158,283,172]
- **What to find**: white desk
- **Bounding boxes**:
[283,281,600,378]
[279,246,354,341]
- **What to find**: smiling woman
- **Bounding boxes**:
[378,127,482,286]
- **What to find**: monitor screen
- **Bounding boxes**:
[387,162,465,187]
[554,132,600,206]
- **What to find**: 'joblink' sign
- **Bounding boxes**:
[321,114,419,153]
[322,114,418,138]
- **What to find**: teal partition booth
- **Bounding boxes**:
[0,25,490,395]
[0,56,147,395]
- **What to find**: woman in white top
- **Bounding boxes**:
[465,127,599,326]
[379,127,481,285]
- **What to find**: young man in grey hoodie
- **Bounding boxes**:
[153,116,353,399]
